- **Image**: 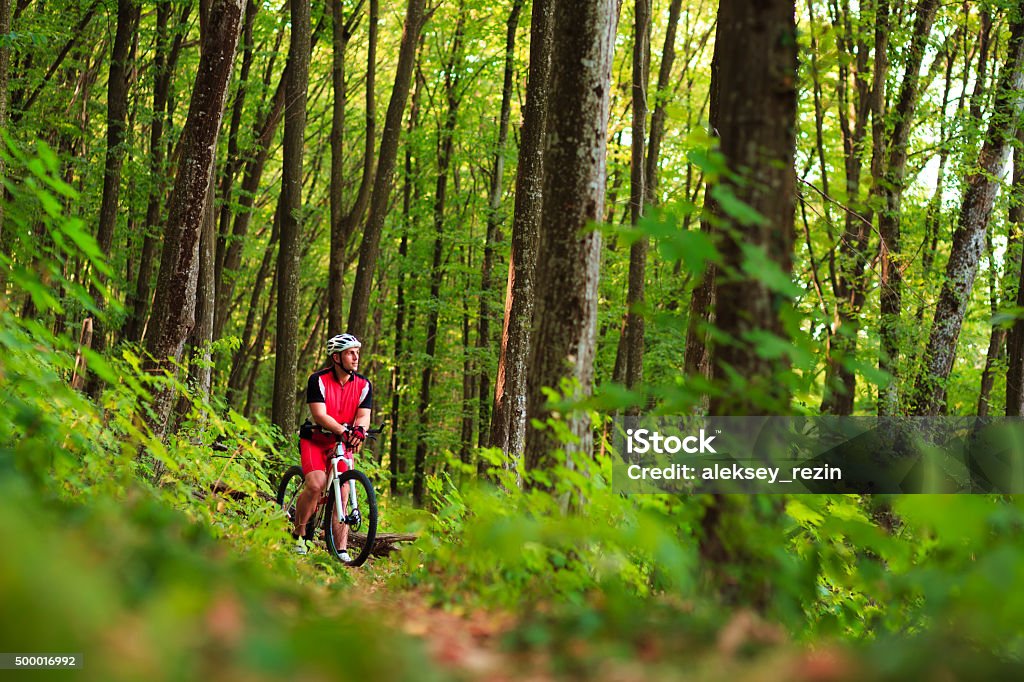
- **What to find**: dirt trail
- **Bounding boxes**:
[342,568,855,682]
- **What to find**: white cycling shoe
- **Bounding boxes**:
[294,537,308,555]
[338,550,352,562]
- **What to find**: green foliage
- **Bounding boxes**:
[395,446,706,618]
[0,151,440,680]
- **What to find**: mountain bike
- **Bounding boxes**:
[276,424,383,567]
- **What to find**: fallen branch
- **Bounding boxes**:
[349,532,419,557]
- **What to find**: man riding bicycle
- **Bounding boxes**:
[293,333,372,560]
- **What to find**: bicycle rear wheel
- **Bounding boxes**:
[325,469,377,567]
[275,465,315,542]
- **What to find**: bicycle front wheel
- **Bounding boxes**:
[276,465,315,542]
[325,469,377,567]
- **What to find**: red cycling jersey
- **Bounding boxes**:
[299,367,372,475]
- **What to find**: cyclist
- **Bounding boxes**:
[293,333,372,560]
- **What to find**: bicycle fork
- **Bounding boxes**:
[332,451,359,525]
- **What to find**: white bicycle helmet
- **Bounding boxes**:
[326,333,361,355]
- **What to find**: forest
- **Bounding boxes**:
[3,0,1024,678]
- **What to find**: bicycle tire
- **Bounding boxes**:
[325,469,377,567]
[275,465,316,542]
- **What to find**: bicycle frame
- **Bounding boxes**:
[326,443,360,527]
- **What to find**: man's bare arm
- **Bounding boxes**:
[353,407,371,430]
[309,402,348,437]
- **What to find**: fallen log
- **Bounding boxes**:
[349,532,419,557]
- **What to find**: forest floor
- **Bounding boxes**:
[337,553,854,682]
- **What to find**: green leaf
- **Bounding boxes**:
[743,330,794,360]
[991,307,1024,328]
[711,184,769,226]
[61,218,111,277]
[658,228,721,275]
[10,268,63,314]
[786,499,824,527]
[81,348,119,385]
[739,242,803,298]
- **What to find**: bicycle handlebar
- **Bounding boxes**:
[307,421,387,441]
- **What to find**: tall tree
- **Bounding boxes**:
[698,0,797,608]
[817,0,874,415]
[490,0,553,460]
[191,182,217,400]
[271,0,311,433]
[1007,131,1024,417]
[346,0,429,339]
[329,0,376,333]
[412,7,465,507]
[523,0,617,473]
[227,205,279,400]
[643,0,683,206]
[707,0,798,415]
[976,243,1007,418]
[211,56,288,341]
[0,0,11,246]
[389,54,424,498]
[683,6,722,399]
[143,0,246,437]
[124,1,191,344]
[209,0,259,336]
[476,0,524,455]
[875,0,939,415]
[613,0,651,395]
[913,11,1024,416]
[89,0,139,370]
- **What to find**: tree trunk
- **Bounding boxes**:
[89,0,139,374]
[213,78,285,339]
[523,0,616,473]
[0,0,11,248]
[271,0,311,434]
[210,0,258,332]
[213,18,325,342]
[460,256,476,466]
[413,8,464,508]
[389,227,410,497]
[125,1,191,344]
[228,208,279,400]
[643,0,682,206]
[614,0,650,397]
[347,0,428,339]
[389,57,424,498]
[490,0,553,461]
[683,5,725,401]
[244,274,277,418]
[912,13,1024,416]
[683,248,715,396]
[914,29,958,323]
[329,0,377,333]
[476,0,524,456]
[876,0,939,415]
[1008,130,1024,416]
[817,0,873,415]
[698,0,797,609]
[977,329,1006,418]
[143,0,246,438]
[191,182,217,400]
[707,0,798,416]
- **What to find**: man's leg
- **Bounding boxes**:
[294,470,326,536]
